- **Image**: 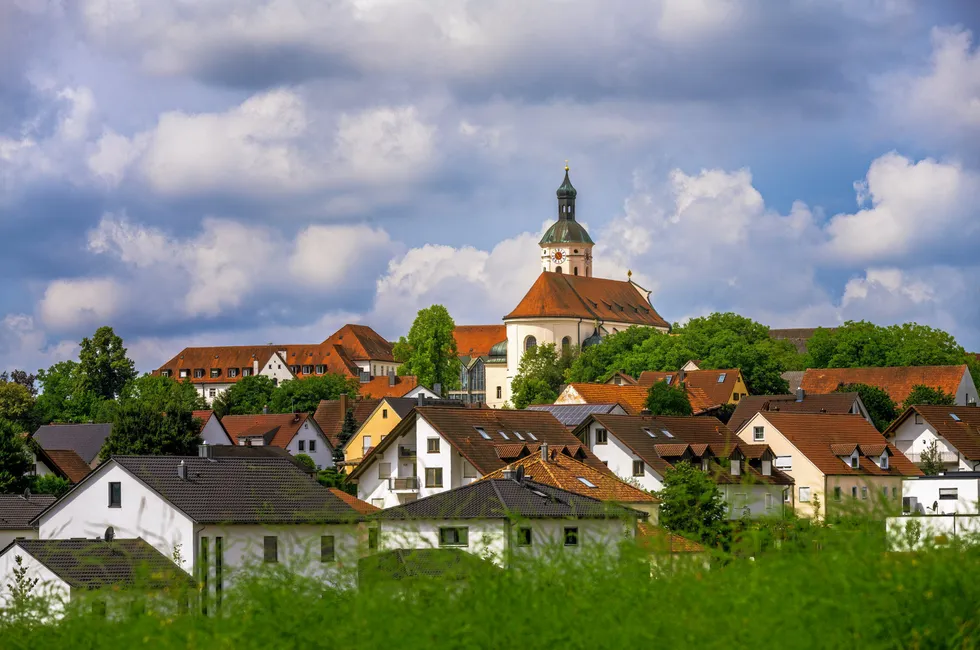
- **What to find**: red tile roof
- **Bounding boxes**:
[886,405,980,462]
[320,324,394,362]
[562,383,719,416]
[220,413,318,449]
[728,393,863,432]
[504,272,669,328]
[328,488,380,514]
[799,365,968,406]
[358,375,420,399]
[758,413,921,476]
[453,325,507,358]
[637,522,706,553]
[481,454,659,503]
[638,369,741,406]
[37,449,93,483]
[313,397,382,447]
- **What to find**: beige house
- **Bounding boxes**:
[737,413,921,519]
[637,368,749,406]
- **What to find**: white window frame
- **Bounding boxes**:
[939,488,958,500]
[798,486,811,503]
[362,435,372,454]
[378,462,392,479]
[753,426,764,442]
[595,428,608,445]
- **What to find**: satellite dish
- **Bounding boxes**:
[515,466,525,483]
[104,526,115,543]
[23,488,31,500]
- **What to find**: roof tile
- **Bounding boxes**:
[800,365,968,406]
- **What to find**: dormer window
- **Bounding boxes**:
[179,369,189,378]
[210,369,220,378]
[850,453,859,469]
[242,368,253,377]
[315,365,325,374]
[731,459,741,476]
[290,365,300,374]
[194,369,204,379]
[161,369,172,377]
[880,454,889,470]
[302,365,313,374]
[228,368,239,378]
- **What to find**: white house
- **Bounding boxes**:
[572,414,793,519]
[0,494,56,549]
[221,412,335,470]
[727,390,872,433]
[886,473,980,550]
[885,405,980,473]
[348,406,605,509]
[34,449,370,600]
[194,410,233,446]
[374,474,645,567]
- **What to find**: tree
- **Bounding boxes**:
[211,375,278,418]
[100,402,202,460]
[333,407,359,466]
[0,370,37,397]
[6,555,39,617]
[78,326,137,400]
[510,343,572,409]
[656,461,728,547]
[903,384,956,408]
[0,382,34,430]
[919,440,945,476]
[396,305,462,392]
[837,383,898,432]
[806,321,966,369]
[118,374,206,413]
[644,380,693,416]
[293,453,316,472]
[30,474,70,496]
[33,360,103,424]
[269,375,360,414]
[0,420,32,493]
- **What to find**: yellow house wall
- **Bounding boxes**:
[344,401,404,467]
[729,373,750,404]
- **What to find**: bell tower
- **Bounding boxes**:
[539,163,594,277]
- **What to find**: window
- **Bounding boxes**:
[950,413,961,422]
[179,369,189,378]
[425,467,443,487]
[498,431,509,440]
[439,527,468,547]
[309,440,316,452]
[362,436,372,453]
[733,393,740,401]
[517,527,532,546]
[321,536,335,562]
[368,528,378,550]
[513,431,525,440]
[717,373,727,382]
[524,336,537,351]
[108,482,121,508]
[194,369,204,378]
[632,460,645,477]
[382,409,388,419]
[861,486,868,500]
[290,365,300,374]
[263,536,278,563]
[595,428,608,445]
[939,488,958,500]
[850,455,859,469]
[378,462,392,479]
[643,428,656,438]
[228,368,238,378]
[665,375,673,385]
[879,454,888,470]
[161,369,172,377]
[753,426,764,442]
[563,527,579,547]
[798,487,811,502]
[834,487,842,501]
[562,336,572,352]
[210,369,220,378]
[892,487,898,498]
[463,462,477,479]
[475,427,491,440]
[765,492,773,510]
[242,368,253,377]
[661,429,674,439]
[427,438,440,453]
[371,498,384,508]
[915,413,923,424]
[496,387,502,399]
[209,388,216,398]
[577,477,597,488]
[851,486,858,499]
[315,365,325,374]
[525,432,537,441]
[301,365,312,375]
[774,456,792,471]
[298,440,305,452]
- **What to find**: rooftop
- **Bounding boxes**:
[0,494,57,530]
[638,368,741,408]
[526,403,624,427]
[32,423,111,465]
[221,412,317,449]
[886,405,980,462]
[728,392,863,432]
[453,325,507,358]
[799,365,969,406]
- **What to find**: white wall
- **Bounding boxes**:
[887,514,980,550]
[0,528,37,550]
[719,484,787,520]
[955,370,978,406]
[890,417,973,472]
[583,421,665,492]
[901,476,980,515]
[0,544,69,613]
[38,463,196,573]
[199,415,232,446]
[284,420,334,470]
[381,519,507,565]
[197,382,235,404]
[484,363,508,409]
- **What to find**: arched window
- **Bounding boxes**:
[524,336,537,352]
[562,336,571,352]
[556,266,562,274]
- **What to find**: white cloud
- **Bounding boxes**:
[39,278,122,330]
[290,224,395,288]
[0,314,78,373]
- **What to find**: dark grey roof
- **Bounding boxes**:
[8,538,191,590]
[375,479,645,521]
[358,548,496,582]
[32,423,111,464]
[111,456,365,524]
[0,494,56,530]
[206,444,316,474]
[526,403,621,427]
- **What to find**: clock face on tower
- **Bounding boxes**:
[552,249,566,264]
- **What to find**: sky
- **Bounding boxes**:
[2,0,980,373]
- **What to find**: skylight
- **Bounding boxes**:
[951,413,962,422]
[665,375,673,385]
[530,489,550,498]
[475,427,491,440]
[717,373,727,382]
[513,431,525,440]
[526,432,538,441]
[661,429,674,438]
[498,431,509,440]
[643,428,656,438]
[577,477,598,488]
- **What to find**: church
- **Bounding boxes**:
[452,166,670,408]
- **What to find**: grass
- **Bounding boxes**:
[3,522,980,649]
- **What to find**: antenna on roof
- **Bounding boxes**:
[104,526,115,543]
[22,487,30,500]
[516,465,525,483]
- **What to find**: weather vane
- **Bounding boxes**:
[565,159,569,171]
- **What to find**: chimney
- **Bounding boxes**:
[389,370,395,387]
[262,404,269,415]
[198,444,213,459]
[540,442,549,461]
[293,412,300,423]
[640,409,651,416]
[677,369,686,384]
[339,393,349,416]
[253,359,259,375]
[177,460,187,480]
[502,468,517,481]
[796,388,805,402]
[433,383,442,397]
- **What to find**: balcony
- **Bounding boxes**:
[905,452,960,464]
[389,477,420,492]
[398,446,417,459]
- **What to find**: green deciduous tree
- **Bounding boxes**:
[919,440,945,476]
[644,380,694,417]
[211,375,278,418]
[33,360,103,424]
[100,402,202,460]
[0,382,34,431]
[269,375,360,414]
[119,374,207,413]
[30,474,71,496]
[836,383,898,432]
[293,453,316,472]
[78,326,138,400]
[656,461,728,547]
[0,420,32,493]
[510,343,572,409]
[903,384,956,408]
[395,305,462,392]
[0,371,37,397]
[806,321,966,369]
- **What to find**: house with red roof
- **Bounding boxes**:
[799,364,977,408]
[221,412,334,470]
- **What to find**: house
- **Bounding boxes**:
[314,394,383,453]
[637,368,749,406]
[0,538,192,615]
[555,382,719,415]
[452,325,508,408]
[736,413,921,518]
[34,449,370,597]
[799,364,977,407]
[221,412,334,470]
[480,449,660,523]
[605,371,638,386]
[636,522,709,571]
[0,494,56,548]
[31,423,111,472]
[885,405,980,473]
[526,403,630,429]
[31,448,93,484]
[886,473,980,550]
[348,407,607,509]
[373,474,646,567]
[573,414,792,519]
[153,324,405,404]
[728,390,871,433]
[342,396,463,471]
[358,374,438,400]
[193,410,233,446]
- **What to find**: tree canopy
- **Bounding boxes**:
[656,461,728,547]
[100,402,203,460]
[805,321,967,369]
[836,383,898,432]
[644,380,693,417]
[0,420,33,494]
[395,305,462,392]
[510,343,572,409]
[903,384,956,409]
[211,375,278,418]
[78,326,138,400]
[268,375,360,414]
[119,374,207,413]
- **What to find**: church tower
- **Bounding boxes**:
[539,165,594,277]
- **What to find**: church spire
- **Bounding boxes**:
[556,162,577,220]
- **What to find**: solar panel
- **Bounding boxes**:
[577,477,597,488]
[950,413,961,422]
[524,403,618,426]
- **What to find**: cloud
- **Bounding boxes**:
[39,277,122,330]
